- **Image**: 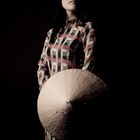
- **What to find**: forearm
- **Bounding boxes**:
[37,29,52,90]
[82,23,96,72]
[37,62,50,90]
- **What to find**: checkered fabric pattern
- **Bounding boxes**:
[37,18,96,140]
[37,18,96,91]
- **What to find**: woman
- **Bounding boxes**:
[37,0,96,139]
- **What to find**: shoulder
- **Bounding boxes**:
[85,21,95,31]
[44,28,54,44]
[46,28,53,36]
[44,28,53,41]
[77,20,95,33]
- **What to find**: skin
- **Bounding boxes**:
[61,0,77,19]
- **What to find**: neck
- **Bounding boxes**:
[66,10,77,20]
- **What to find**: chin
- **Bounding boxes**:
[67,5,76,10]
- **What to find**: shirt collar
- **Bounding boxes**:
[66,18,77,24]
[66,18,85,27]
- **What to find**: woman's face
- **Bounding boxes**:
[61,0,76,11]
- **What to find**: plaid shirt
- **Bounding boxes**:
[38,18,96,140]
[37,18,96,91]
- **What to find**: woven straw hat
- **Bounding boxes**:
[37,69,108,140]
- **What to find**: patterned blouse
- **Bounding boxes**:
[37,18,96,91]
[37,18,96,140]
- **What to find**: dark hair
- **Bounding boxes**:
[49,1,66,43]
[50,0,89,44]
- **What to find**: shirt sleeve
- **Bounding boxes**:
[82,22,96,71]
[37,29,52,90]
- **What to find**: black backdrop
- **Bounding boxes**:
[1,0,113,139]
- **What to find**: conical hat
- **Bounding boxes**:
[37,69,108,140]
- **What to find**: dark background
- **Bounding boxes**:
[1,0,113,139]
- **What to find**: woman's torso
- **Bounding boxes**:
[45,19,88,76]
